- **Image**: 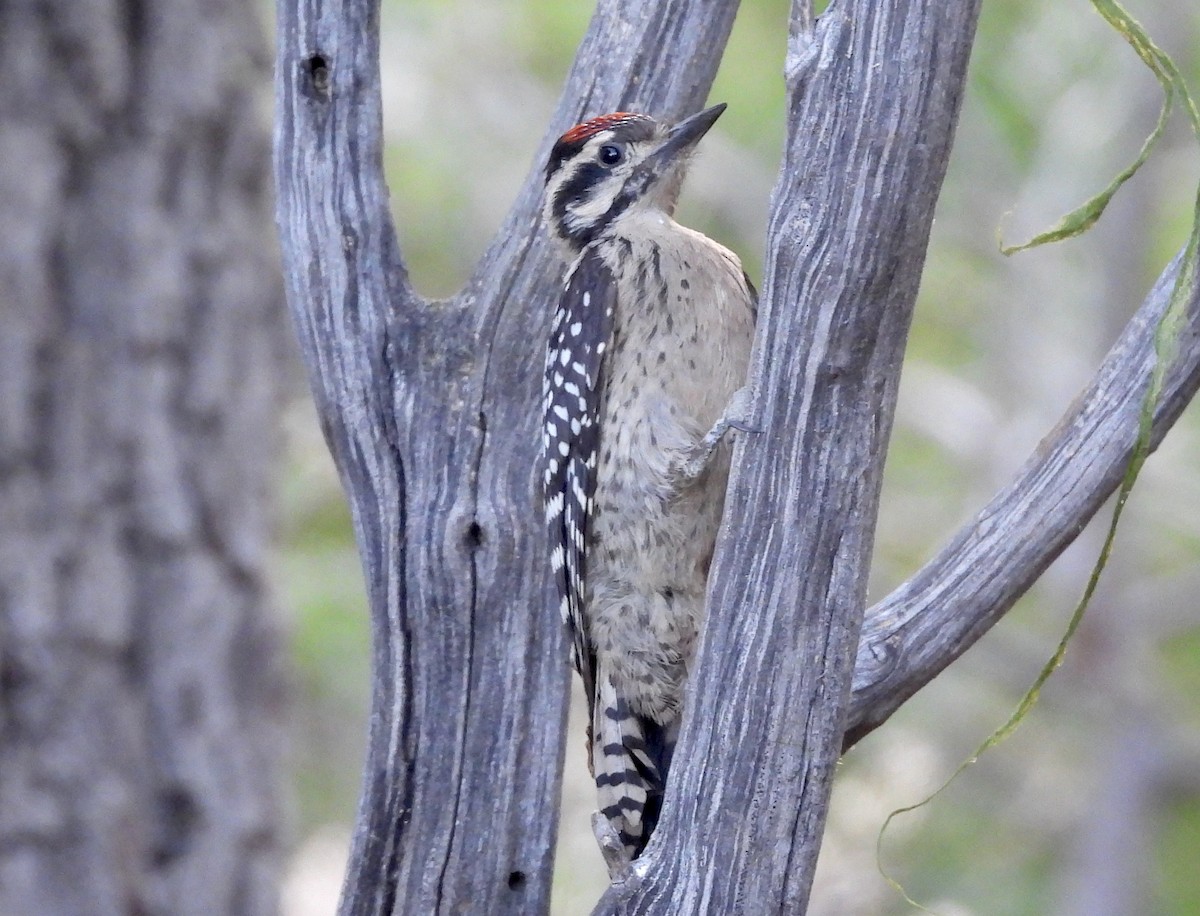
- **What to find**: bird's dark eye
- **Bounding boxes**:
[599,145,624,166]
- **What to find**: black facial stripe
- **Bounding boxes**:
[546,138,585,181]
[593,170,649,235]
[550,159,656,251]
[552,161,610,248]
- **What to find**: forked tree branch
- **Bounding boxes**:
[275,0,746,912]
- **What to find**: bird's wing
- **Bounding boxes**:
[542,246,616,713]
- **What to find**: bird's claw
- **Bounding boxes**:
[676,386,758,481]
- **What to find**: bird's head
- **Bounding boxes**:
[542,103,726,251]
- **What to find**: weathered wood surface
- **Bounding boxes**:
[596,2,982,911]
[0,0,287,912]
[273,0,1199,911]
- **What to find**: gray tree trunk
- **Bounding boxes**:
[273,0,1200,913]
[0,1,288,914]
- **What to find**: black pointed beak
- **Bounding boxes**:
[613,103,726,213]
[653,103,726,167]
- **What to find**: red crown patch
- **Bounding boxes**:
[558,112,653,145]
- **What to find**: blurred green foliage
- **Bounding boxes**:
[274,1,1200,912]
[1159,794,1200,911]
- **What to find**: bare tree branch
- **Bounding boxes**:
[846,248,1200,748]
[275,6,420,912]
[598,2,982,911]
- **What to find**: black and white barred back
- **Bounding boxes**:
[542,248,616,708]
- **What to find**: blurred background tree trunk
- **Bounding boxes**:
[0,1,288,913]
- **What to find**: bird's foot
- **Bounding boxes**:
[592,811,633,881]
[676,386,758,481]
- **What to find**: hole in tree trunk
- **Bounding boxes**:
[302,54,330,98]
[465,521,484,547]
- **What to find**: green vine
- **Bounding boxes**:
[879,2,1200,911]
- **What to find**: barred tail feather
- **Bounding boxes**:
[592,671,678,860]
